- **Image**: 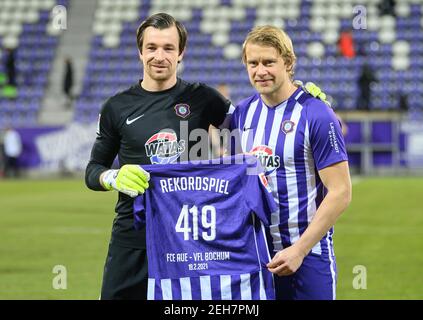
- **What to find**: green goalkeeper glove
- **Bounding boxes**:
[294,80,331,107]
[101,165,150,198]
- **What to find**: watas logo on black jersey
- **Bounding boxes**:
[145,129,185,164]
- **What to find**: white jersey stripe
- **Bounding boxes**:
[295,90,304,100]
[259,270,267,300]
[304,120,322,255]
[240,274,252,300]
[258,221,273,300]
[252,103,268,147]
[147,278,155,300]
[241,99,259,152]
[260,220,272,262]
[161,279,172,300]
[180,277,193,300]
[220,275,232,300]
[283,103,303,244]
[251,214,264,271]
[326,233,337,300]
[199,276,212,300]
[267,103,286,252]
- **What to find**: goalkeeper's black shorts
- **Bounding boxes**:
[100,240,148,300]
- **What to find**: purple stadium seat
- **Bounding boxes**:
[0,2,70,129]
[71,1,423,120]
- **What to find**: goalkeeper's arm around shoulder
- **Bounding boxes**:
[100,165,150,198]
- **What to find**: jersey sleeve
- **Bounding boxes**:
[133,194,146,230]
[243,168,277,226]
[228,95,258,155]
[306,100,348,171]
[229,105,240,131]
[85,99,121,190]
[203,85,232,128]
[228,107,243,156]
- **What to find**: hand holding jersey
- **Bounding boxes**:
[101,165,150,197]
[267,243,306,276]
[304,82,328,104]
[293,80,330,106]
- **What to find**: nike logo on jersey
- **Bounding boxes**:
[126,114,144,125]
[243,126,255,131]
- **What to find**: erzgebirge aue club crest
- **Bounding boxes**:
[281,120,295,134]
[174,104,191,118]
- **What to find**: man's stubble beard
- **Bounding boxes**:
[148,67,173,82]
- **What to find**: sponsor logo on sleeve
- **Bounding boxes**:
[328,122,340,153]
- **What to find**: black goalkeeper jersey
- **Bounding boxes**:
[85,78,231,248]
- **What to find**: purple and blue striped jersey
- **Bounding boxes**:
[133,156,276,300]
[230,88,348,257]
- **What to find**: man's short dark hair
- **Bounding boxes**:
[136,13,187,54]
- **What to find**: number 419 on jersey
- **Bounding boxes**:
[175,204,216,241]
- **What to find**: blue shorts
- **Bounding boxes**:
[274,252,337,300]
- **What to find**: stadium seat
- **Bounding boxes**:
[0,0,67,128]
[71,0,423,121]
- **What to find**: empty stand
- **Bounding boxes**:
[74,0,423,124]
[0,0,68,128]
[1,0,422,126]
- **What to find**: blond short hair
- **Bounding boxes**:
[242,25,297,79]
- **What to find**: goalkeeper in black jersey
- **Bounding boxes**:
[85,13,233,299]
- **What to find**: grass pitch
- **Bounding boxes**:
[0,177,422,299]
